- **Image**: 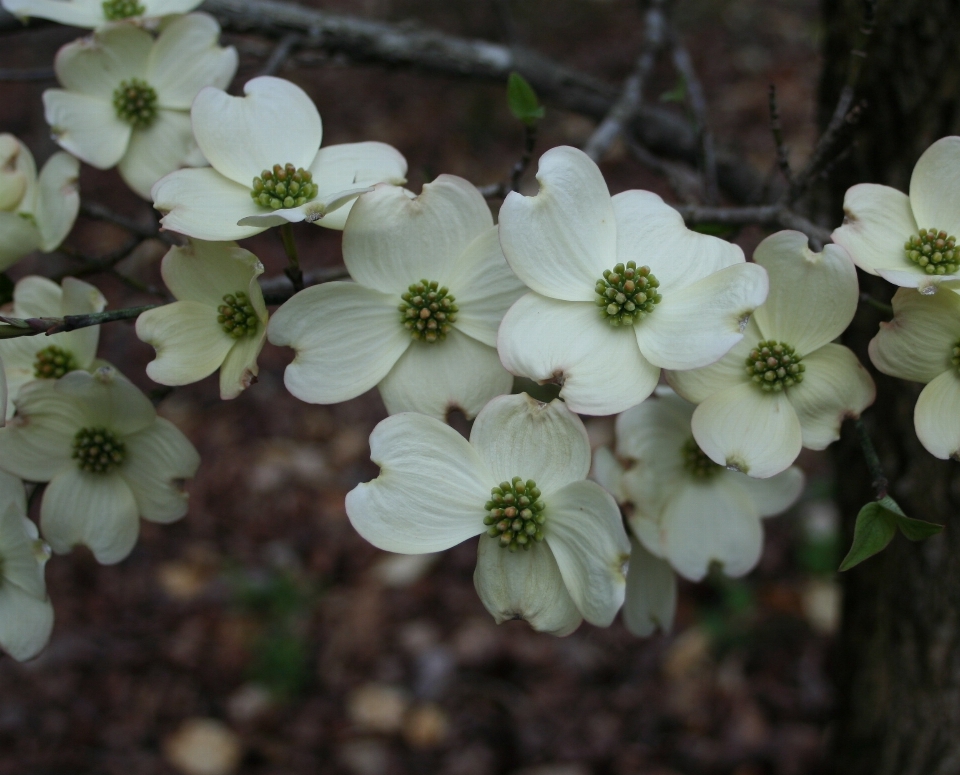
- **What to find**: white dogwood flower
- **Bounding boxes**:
[0,365,200,564]
[269,177,525,420]
[0,276,106,419]
[152,75,408,241]
[2,0,201,29]
[832,136,960,292]
[346,393,630,636]
[0,134,80,270]
[495,145,769,416]
[0,469,54,661]
[667,230,876,478]
[136,240,268,399]
[43,14,238,199]
[869,287,960,460]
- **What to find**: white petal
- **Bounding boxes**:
[51,276,105,368]
[470,393,591,495]
[730,465,805,518]
[137,301,235,387]
[497,293,659,416]
[33,152,80,251]
[0,497,44,597]
[2,0,103,27]
[615,386,692,463]
[41,468,139,563]
[635,262,768,370]
[914,370,960,460]
[664,318,762,404]
[191,76,321,186]
[909,136,960,237]
[0,380,84,481]
[0,470,27,522]
[623,471,672,547]
[474,536,582,636]
[660,478,762,580]
[219,328,266,400]
[446,227,526,348]
[143,0,204,15]
[43,90,131,169]
[692,382,802,478]
[0,134,31,211]
[307,142,409,231]
[235,185,372,229]
[56,367,156,436]
[122,417,199,523]
[11,274,62,317]
[343,176,492,294]
[543,479,629,626]
[752,232,859,353]
[345,412,490,553]
[590,446,626,503]
[152,167,267,241]
[147,13,237,110]
[160,239,264,307]
[612,189,746,292]
[868,287,960,383]
[0,212,40,270]
[788,343,875,450]
[831,183,918,276]
[0,583,53,662]
[267,281,410,405]
[378,330,512,420]
[623,535,677,637]
[498,145,616,301]
[874,268,960,292]
[118,110,197,200]
[53,25,152,97]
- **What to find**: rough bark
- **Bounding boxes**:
[823,1,960,773]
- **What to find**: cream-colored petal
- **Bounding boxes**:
[622,535,676,637]
[868,287,960,383]
[143,0,204,15]
[40,467,139,564]
[345,412,491,553]
[0,583,53,662]
[664,318,761,404]
[0,470,27,524]
[0,212,41,270]
[191,77,321,186]
[590,446,626,503]
[497,293,659,416]
[635,262,768,370]
[55,367,155,436]
[32,152,80,251]
[831,183,918,276]
[788,343,875,450]
[692,382,802,478]
[0,497,44,598]
[11,274,61,317]
[118,110,197,200]
[160,239,263,307]
[55,276,105,367]
[470,393,591,495]
[122,417,199,523]
[914,370,960,460]
[0,134,31,211]
[874,268,960,291]
[218,328,266,400]
[53,25,152,97]
[909,136,960,237]
[235,185,372,229]
[267,281,410,405]
[728,465,804,518]
[615,388,691,486]
[753,232,859,353]
[498,145,616,302]
[43,90,131,169]
[343,176,491,294]
[474,536,582,636]
[378,330,512,421]
[2,0,103,27]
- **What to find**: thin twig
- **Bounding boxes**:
[855,417,888,500]
[79,201,163,241]
[258,31,301,76]
[859,292,893,316]
[768,84,792,184]
[670,35,718,204]
[0,305,160,339]
[260,265,350,304]
[0,67,55,81]
[673,203,831,248]
[279,223,304,293]
[53,237,144,282]
[626,139,703,203]
[510,123,537,192]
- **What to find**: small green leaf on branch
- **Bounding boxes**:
[839,496,943,571]
[507,72,544,126]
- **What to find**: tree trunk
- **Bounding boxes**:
[822,1,960,773]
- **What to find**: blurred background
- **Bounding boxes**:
[0,1,843,773]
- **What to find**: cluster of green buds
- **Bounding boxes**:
[399,280,458,343]
[102,0,144,20]
[484,477,546,551]
[682,436,721,478]
[33,345,78,379]
[745,340,805,391]
[905,229,959,275]
[218,291,258,338]
[250,164,318,210]
[112,79,158,128]
[596,261,661,326]
[73,427,126,474]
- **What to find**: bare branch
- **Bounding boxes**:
[258,31,301,76]
[674,203,831,248]
[768,84,793,184]
[0,305,160,339]
[670,36,719,204]
[79,200,164,241]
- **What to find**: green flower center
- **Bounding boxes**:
[682,437,721,478]
[398,280,458,343]
[102,0,144,19]
[595,261,661,326]
[217,291,259,338]
[745,340,805,392]
[33,345,78,379]
[73,427,126,474]
[483,476,546,551]
[905,229,960,275]
[250,164,319,210]
[112,79,158,128]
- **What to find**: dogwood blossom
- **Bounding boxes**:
[832,136,960,292]
[0,469,54,661]
[2,0,201,29]
[269,177,525,419]
[869,287,960,460]
[0,276,106,419]
[152,76,408,240]
[495,145,769,416]
[0,365,200,564]
[667,230,875,478]
[136,240,268,399]
[346,393,630,636]
[0,134,80,270]
[43,14,238,199]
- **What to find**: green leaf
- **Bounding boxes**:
[838,502,897,571]
[0,273,12,307]
[507,72,545,125]
[659,76,688,103]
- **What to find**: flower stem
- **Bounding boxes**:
[280,223,304,293]
[859,292,893,316]
[855,417,888,499]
